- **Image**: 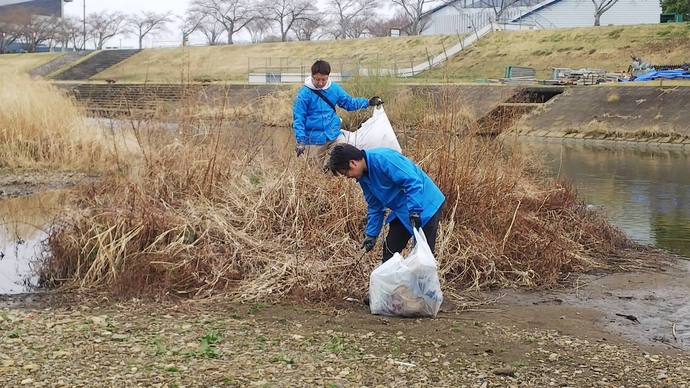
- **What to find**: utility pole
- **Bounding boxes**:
[83,0,86,51]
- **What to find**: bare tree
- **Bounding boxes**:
[388,0,432,35]
[261,0,318,42]
[63,16,86,50]
[190,0,256,44]
[346,16,371,38]
[329,0,379,39]
[86,11,129,50]
[591,0,619,26]
[292,13,326,41]
[367,13,411,37]
[245,17,272,43]
[469,0,523,22]
[18,14,59,52]
[128,11,173,49]
[0,8,29,53]
[197,16,226,45]
[177,13,202,46]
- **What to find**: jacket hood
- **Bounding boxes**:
[304,76,332,90]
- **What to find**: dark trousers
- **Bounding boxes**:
[382,206,443,263]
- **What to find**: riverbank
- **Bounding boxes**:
[1,255,689,388]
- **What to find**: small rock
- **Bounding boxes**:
[493,367,515,376]
[23,364,39,371]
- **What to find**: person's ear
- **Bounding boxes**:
[349,160,358,169]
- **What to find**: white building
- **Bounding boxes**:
[421,0,663,35]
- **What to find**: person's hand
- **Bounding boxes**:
[360,236,377,252]
[409,212,422,229]
[368,96,384,107]
[295,142,305,157]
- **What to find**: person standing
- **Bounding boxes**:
[292,60,383,164]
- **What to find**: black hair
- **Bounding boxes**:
[311,60,331,75]
[326,144,365,176]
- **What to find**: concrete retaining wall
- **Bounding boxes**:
[519,86,690,135]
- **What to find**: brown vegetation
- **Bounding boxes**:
[0,74,116,169]
[28,77,637,304]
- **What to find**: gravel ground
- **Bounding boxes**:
[0,298,688,388]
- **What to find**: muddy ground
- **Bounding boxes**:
[0,170,95,199]
[1,174,690,387]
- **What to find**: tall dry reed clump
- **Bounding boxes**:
[37,81,634,304]
[0,73,113,169]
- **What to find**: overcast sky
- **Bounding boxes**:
[61,0,436,48]
[63,0,194,47]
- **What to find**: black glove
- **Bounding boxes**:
[368,96,384,107]
[410,212,422,229]
[361,235,377,252]
[295,142,305,157]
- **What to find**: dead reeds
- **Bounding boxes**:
[0,74,117,170]
[35,79,639,304]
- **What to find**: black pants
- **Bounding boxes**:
[382,206,443,263]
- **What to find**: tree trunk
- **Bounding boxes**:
[139,37,143,49]
[594,12,601,26]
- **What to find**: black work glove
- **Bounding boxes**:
[410,212,422,229]
[361,235,377,252]
[368,96,384,107]
[295,142,305,157]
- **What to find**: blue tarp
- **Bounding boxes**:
[632,69,690,82]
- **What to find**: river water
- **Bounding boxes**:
[528,141,690,258]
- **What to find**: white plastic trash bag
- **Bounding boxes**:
[369,228,443,317]
[342,106,402,153]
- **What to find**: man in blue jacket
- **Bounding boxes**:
[293,60,383,163]
[326,144,445,264]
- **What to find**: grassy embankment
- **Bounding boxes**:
[0,72,650,304]
[91,35,462,83]
[0,52,62,74]
[2,23,686,84]
[426,23,690,81]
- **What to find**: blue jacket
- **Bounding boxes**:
[292,82,369,145]
[357,148,445,237]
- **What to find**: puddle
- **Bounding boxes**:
[493,257,690,353]
[0,191,69,294]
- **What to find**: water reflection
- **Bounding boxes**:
[0,191,69,293]
[523,142,690,257]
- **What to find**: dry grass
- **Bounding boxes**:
[425,23,690,81]
[33,82,637,303]
[0,52,63,75]
[0,74,129,170]
[93,35,461,82]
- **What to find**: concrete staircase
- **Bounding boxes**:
[71,83,190,116]
[29,51,91,78]
[70,84,293,117]
[51,49,141,81]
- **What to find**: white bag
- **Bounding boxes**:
[342,106,402,152]
[369,228,443,317]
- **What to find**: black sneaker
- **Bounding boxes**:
[363,297,370,306]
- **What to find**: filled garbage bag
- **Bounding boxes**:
[369,228,443,317]
[341,106,402,153]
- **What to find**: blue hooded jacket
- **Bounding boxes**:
[292,77,369,145]
[356,148,445,237]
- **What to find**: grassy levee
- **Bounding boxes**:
[0,52,63,74]
[24,74,652,304]
[91,35,461,83]
[425,23,690,81]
